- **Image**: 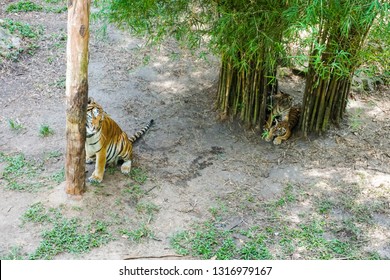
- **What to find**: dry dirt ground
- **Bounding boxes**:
[1,1,389,260]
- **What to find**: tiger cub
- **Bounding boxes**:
[264,90,293,130]
[86,98,153,183]
[265,106,300,145]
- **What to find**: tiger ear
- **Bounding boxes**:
[88,97,94,104]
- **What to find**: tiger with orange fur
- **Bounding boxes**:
[265,105,300,145]
[86,98,153,183]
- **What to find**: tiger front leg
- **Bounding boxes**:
[264,127,275,142]
[273,128,291,145]
[264,114,274,130]
[89,149,107,183]
[85,146,96,164]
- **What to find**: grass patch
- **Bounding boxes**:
[22,203,113,260]
[121,167,150,202]
[136,202,159,218]
[6,1,43,13]
[0,246,26,260]
[49,77,66,88]
[171,221,273,260]
[119,223,154,243]
[30,219,112,259]
[122,183,144,202]
[0,152,42,191]
[44,0,67,13]
[45,150,62,160]
[22,202,52,224]
[0,18,43,60]
[130,167,148,184]
[50,168,65,183]
[8,118,24,132]
[0,19,42,39]
[6,0,67,14]
[39,124,54,137]
[170,183,385,260]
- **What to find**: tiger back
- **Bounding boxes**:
[265,105,300,145]
[86,98,153,183]
[264,91,293,129]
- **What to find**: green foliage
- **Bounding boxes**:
[50,168,65,183]
[6,0,67,14]
[95,0,298,65]
[122,183,144,201]
[0,19,42,39]
[45,150,62,159]
[298,0,390,134]
[130,167,148,184]
[94,0,390,134]
[0,246,25,260]
[39,124,54,137]
[240,237,273,260]
[0,152,41,191]
[6,1,43,13]
[171,183,385,259]
[136,202,160,222]
[0,19,43,61]
[22,202,52,223]
[49,77,66,89]
[119,224,154,242]
[23,204,112,260]
[348,108,364,132]
[44,0,65,3]
[297,0,388,80]
[8,119,24,131]
[171,221,273,260]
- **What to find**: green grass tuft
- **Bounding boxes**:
[6,1,43,13]
[130,167,148,184]
[8,119,24,131]
[0,246,25,260]
[119,224,154,243]
[39,124,54,137]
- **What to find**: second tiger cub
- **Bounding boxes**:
[265,106,300,145]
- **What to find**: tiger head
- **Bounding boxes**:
[273,121,288,136]
[264,120,288,142]
[86,98,105,136]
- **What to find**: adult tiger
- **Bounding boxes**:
[86,97,153,183]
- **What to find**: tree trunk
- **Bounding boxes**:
[65,0,91,195]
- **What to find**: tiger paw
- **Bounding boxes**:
[273,138,282,145]
[88,174,103,183]
[120,160,132,174]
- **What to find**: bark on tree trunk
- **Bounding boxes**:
[65,0,90,195]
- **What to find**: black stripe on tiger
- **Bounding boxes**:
[128,119,154,143]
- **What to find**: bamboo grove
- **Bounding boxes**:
[300,0,387,136]
[95,0,389,136]
[214,1,292,130]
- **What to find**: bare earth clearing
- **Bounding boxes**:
[0,1,389,260]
